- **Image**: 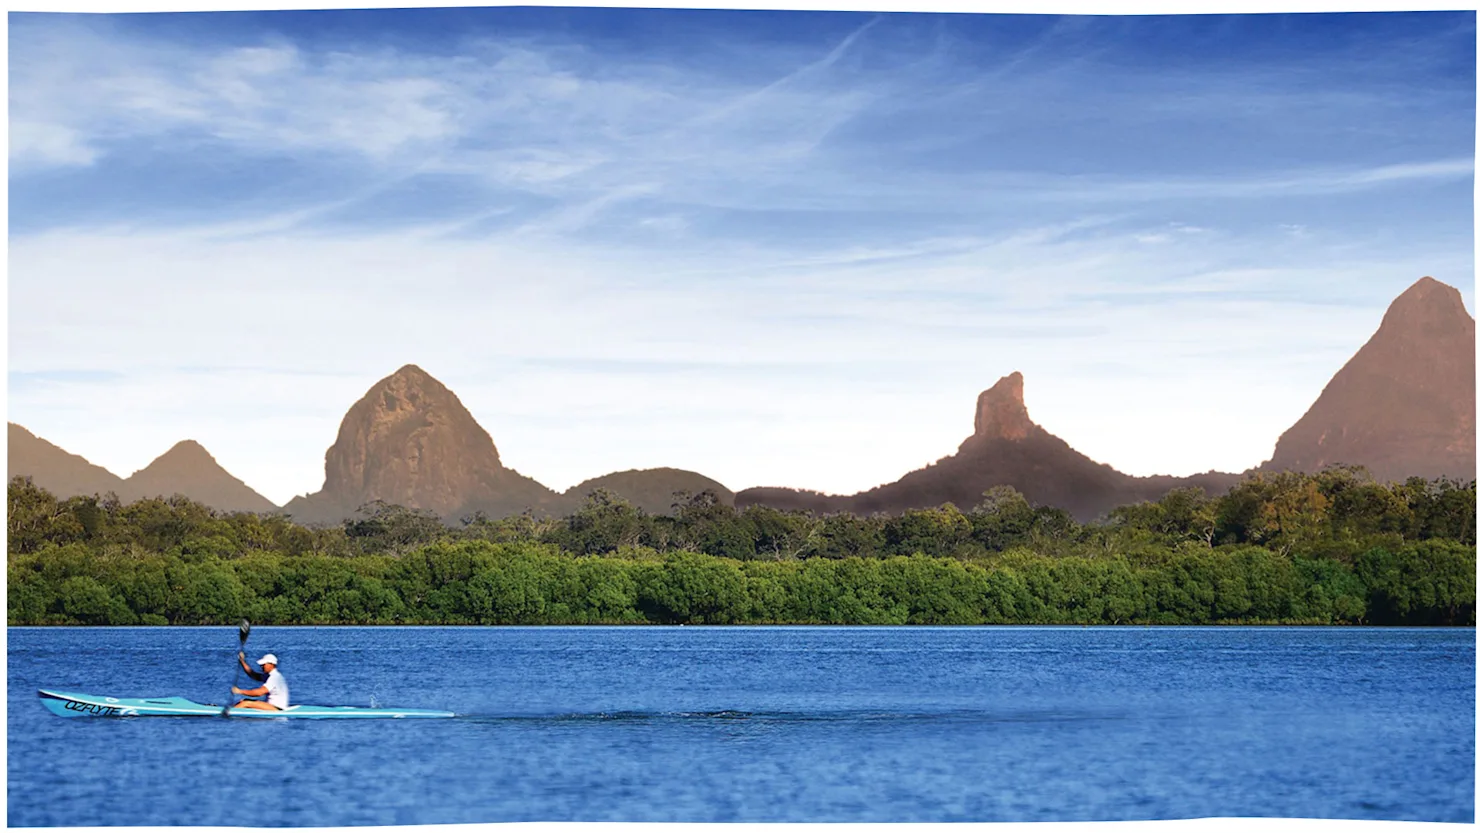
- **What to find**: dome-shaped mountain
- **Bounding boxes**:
[564,468,735,515]
[282,364,562,524]
[1263,276,1475,482]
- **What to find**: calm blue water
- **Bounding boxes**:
[7,626,1474,825]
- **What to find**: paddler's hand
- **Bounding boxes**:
[231,686,243,695]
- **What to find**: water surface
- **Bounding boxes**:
[8,626,1473,825]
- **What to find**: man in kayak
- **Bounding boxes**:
[231,653,289,711]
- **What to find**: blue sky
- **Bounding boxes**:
[8,7,1475,506]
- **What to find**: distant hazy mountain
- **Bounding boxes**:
[737,373,1240,522]
[8,423,276,513]
[1262,276,1475,483]
[564,468,735,515]
[282,364,564,524]
[8,422,126,498]
[120,439,278,513]
[738,276,1476,521]
[14,276,1471,525]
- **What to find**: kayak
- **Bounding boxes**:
[38,690,455,719]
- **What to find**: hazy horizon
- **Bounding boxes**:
[8,5,1475,506]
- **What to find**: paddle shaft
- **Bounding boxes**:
[223,620,250,717]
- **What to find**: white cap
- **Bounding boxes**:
[257,654,279,666]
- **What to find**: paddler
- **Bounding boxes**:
[231,653,290,711]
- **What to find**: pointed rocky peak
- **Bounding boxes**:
[141,439,216,469]
[1264,275,1475,482]
[1376,276,1474,338]
[973,372,1036,441]
[128,439,235,482]
[124,439,278,513]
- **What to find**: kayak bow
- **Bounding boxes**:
[38,690,454,719]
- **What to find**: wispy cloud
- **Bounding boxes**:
[10,210,1471,502]
[10,121,99,169]
[15,12,1470,239]
[11,25,467,168]
[8,9,1475,502]
[10,15,898,241]
[1035,158,1474,202]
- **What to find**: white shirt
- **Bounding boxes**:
[264,669,290,709]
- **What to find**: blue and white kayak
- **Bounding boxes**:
[39,690,455,719]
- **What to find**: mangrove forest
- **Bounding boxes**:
[7,467,1475,627]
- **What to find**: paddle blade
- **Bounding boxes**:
[238,619,251,643]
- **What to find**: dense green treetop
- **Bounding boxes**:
[8,469,1474,627]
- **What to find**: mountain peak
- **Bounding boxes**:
[155,439,213,462]
[740,369,1244,522]
[1264,275,1475,482]
[284,364,561,522]
[8,422,127,497]
[1379,276,1472,337]
[973,372,1035,441]
[1395,275,1460,303]
[388,363,433,381]
[129,439,221,480]
[334,364,500,481]
[125,439,278,513]
[364,364,460,416]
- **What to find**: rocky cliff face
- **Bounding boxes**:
[122,440,278,513]
[973,372,1034,441]
[283,364,562,523]
[1264,277,1475,482]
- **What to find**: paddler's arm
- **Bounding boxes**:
[238,652,267,682]
[233,684,268,697]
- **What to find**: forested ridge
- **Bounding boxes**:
[8,468,1475,626]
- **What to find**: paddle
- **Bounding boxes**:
[222,619,250,717]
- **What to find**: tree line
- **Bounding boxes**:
[7,468,1475,626]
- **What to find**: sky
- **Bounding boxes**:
[7,5,1476,507]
